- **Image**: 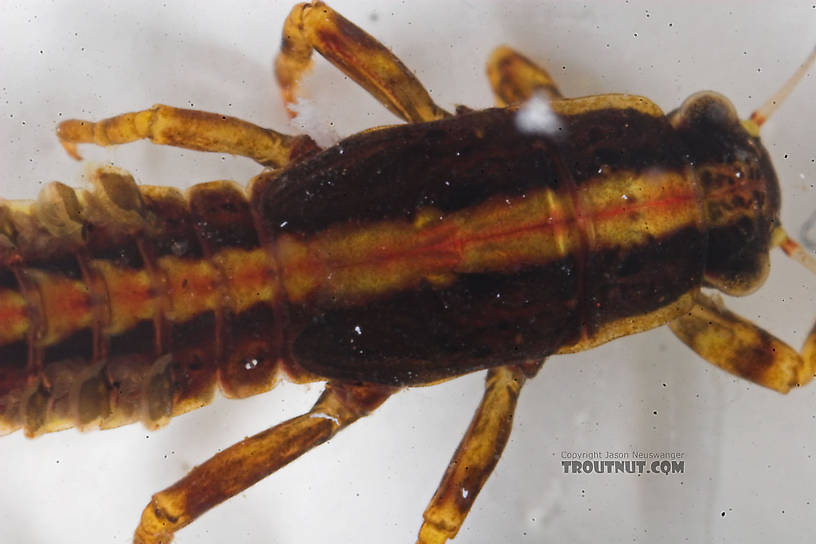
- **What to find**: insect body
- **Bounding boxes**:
[2,2,816,543]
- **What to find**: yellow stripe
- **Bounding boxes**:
[277,188,577,305]
[94,261,155,336]
[578,168,702,249]
[0,288,30,345]
[27,270,92,346]
[1,167,703,348]
[276,169,702,305]
[212,248,278,314]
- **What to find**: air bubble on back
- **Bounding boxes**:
[515,91,564,136]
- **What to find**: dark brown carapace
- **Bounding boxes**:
[2,3,816,543]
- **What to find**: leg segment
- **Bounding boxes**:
[486,45,562,106]
[417,364,533,544]
[132,382,393,544]
[275,2,450,123]
[57,105,319,168]
[669,291,816,393]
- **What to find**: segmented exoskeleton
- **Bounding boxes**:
[2,2,816,543]
[1,163,310,434]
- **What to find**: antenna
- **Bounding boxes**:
[773,228,816,275]
[749,45,816,127]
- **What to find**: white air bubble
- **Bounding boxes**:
[288,98,341,148]
[515,92,564,136]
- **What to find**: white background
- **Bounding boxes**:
[1,1,816,543]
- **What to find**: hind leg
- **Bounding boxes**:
[275,2,450,122]
[133,381,394,544]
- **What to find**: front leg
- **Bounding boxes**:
[669,291,816,393]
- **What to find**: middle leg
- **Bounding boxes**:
[417,363,540,544]
[275,2,450,123]
[486,45,563,106]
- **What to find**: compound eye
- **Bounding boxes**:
[670,91,740,130]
